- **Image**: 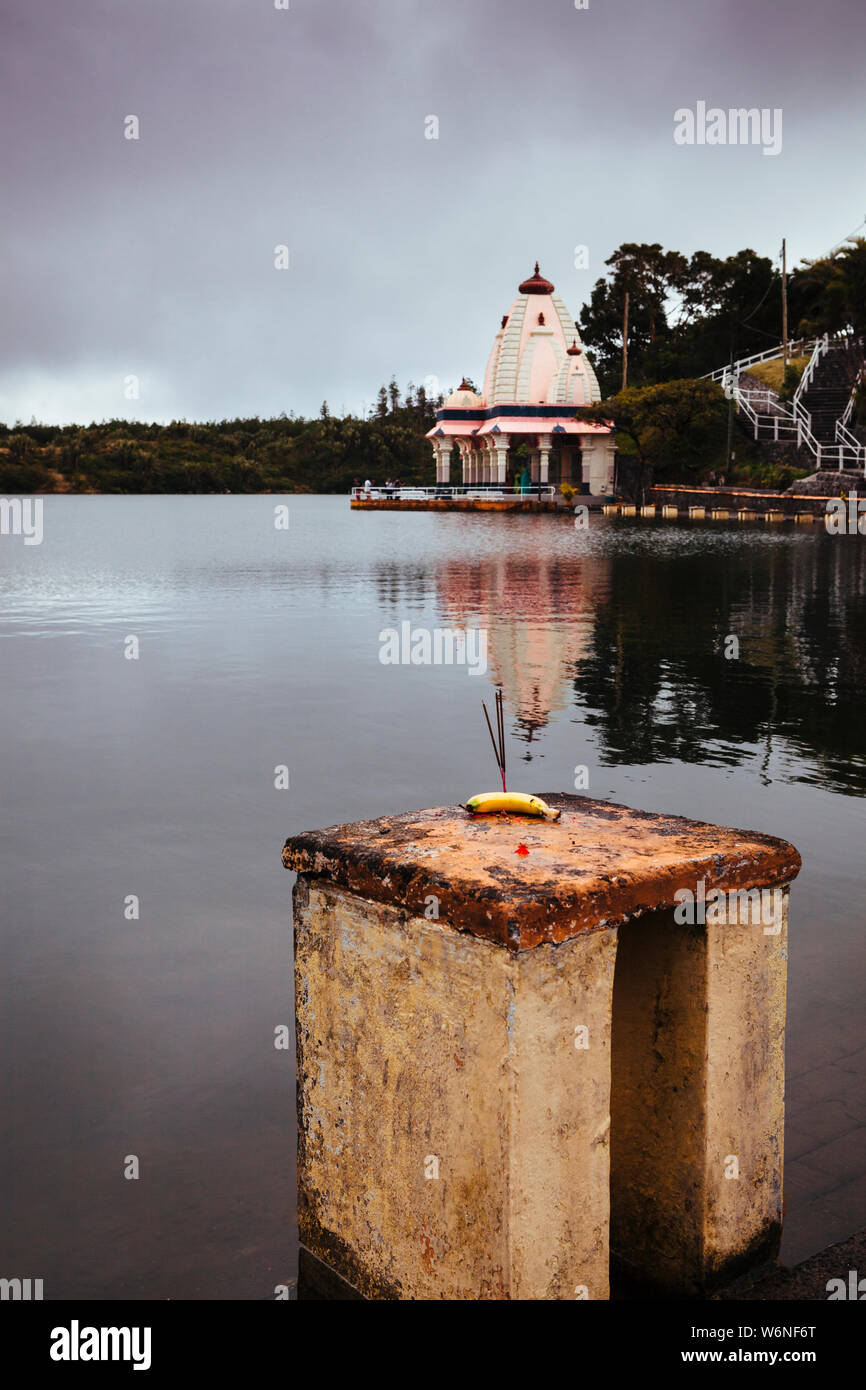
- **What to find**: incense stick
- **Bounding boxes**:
[483,693,508,793]
[482,701,502,783]
[496,688,506,790]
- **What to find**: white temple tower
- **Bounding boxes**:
[427,263,615,495]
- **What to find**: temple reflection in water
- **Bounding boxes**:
[419,526,866,793]
[435,548,610,749]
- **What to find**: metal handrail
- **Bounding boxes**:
[836,419,861,447]
[718,332,865,474]
[703,337,814,384]
[840,364,865,429]
[836,419,866,464]
[706,329,859,387]
[792,334,829,410]
[726,377,862,475]
[735,386,794,416]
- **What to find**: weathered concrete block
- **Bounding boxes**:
[290,876,615,1298]
[611,889,789,1295]
[283,794,800,1300]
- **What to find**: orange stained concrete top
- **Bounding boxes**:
[283,794,801,952]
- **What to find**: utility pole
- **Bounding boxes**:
[781,238,788,366]
[621,289,629,392]
[725,316,736,479]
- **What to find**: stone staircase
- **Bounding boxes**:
[731,371,811,474]
[798,344,862,454]
[706,335,866,477]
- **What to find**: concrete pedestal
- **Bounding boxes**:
[283,794,800,1300]
[611,891,789,1296]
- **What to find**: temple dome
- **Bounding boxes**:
[481,267,601,409]
[519,262,555,295]
[444,379,484,409]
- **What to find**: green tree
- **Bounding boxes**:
[579,243,688,390]
[7,432,31,463]
[838,238,866,337]
[577,378,727,501]
[580,244,781,390]
[789,249,851,339]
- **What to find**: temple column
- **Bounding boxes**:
[581,438,593,491]
[583,439,614,495]
[493,438,509,486]
[602,441,616,494]
[538,434,552,486]
[434,440,451,485]
[457,440,471,486]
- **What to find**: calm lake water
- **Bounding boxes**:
[2,494,865,1297]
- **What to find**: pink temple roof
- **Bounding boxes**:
[427,415,610,439]
[475,416,610,436]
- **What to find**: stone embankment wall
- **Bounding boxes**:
[647,484,830,517]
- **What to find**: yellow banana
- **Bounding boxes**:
[465,792,561,821]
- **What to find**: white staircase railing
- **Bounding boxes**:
[710,332,865,474]
[837,364,865,464]
[789,335,825,456]
[840,364,864,429]
[792,333,830,409]
[703,337,814,384]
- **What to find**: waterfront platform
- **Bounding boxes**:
[350,485,561,511]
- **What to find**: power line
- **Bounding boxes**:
[813,216,866,264]
[736,272,778,327]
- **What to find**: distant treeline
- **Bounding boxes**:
[0,384,442,494]
[3,237,863,493]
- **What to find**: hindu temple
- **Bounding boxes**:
[426,263,616,496]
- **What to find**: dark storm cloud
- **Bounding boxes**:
[1,0,864,423]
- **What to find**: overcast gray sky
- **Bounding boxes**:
[2,0,864,425]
